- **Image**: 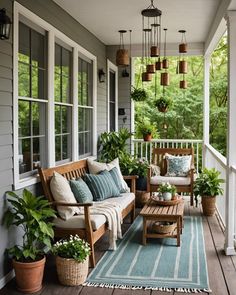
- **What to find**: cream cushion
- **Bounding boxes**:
[87,158,129,192]
[150,175,191,186]
[50,172,80,220]
[53,192,135,230]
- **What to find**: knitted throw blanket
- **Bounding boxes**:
[90,201,123,250]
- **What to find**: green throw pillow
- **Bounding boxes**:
[108,167,126,193]
[70,178,93,203]
[84,171,120,201]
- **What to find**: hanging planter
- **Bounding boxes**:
[179,43,188,53]
[131,87,148,102]
[162,58,169,69]
[161,72,170,86]
[142,72,152,82]
[179,60,188,74]
[116,30,130,66]
[150,45,159,57]
[146,64,156,74]
[155,58,162,71]
[155,97,171,113]
[180,80,188,89]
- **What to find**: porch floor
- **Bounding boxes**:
[1,201,236,295]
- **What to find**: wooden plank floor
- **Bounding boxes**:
[1,201,236,295]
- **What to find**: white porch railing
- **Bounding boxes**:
[131,139,203,173]
[204,143,227,227]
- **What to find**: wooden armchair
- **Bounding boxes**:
[147,148,195,206]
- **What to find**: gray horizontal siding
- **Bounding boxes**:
[0,91,13,106]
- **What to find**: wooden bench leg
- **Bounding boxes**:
[89,244,95,268]
[142,217,147,245]
[177,217,181,246]
[190,191,194,206]
[131,202,135,223]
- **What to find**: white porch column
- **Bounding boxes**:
[225,11,236,255]
[202,54,210,168]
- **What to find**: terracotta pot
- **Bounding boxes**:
[143,133,152,141]
[155,59,162,71]
[157,105,168,113]
[180,80,188,89]
[161,72,170,86]
[142,72,152,82]
[179,60,188,74]
[162,59,169,69]
[150,46,159,57]
[135,190,150,208]
[116,49,129,66]
[201,196,216,216]
[146,64,156,74]
[13,256,46,293]
[179,43,188,53]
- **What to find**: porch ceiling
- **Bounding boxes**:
[53,0,223,45]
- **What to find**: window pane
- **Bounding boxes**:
[19,23,30,62]
[62,75,70,103]
[79,133,84,156]
[32,102,46,136]
[33,137,41,169]
[62,106,71,134]
[18,63,30,97]
[85,108,92,131]
[55,136,61,162]
[55,105,61,134]
[62,48,70,76]
[78,108,84,132]
[31,30,45,68]
[18,138,31,174]
[19,100,30,137]
[54,73,61,102]
[55,44,61,75]
[110,72,115,102]
[110,102,116,131]
[62,134,71,160]
[87,62,93,106]
[85,132,91,154]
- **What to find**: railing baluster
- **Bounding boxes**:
[149,142,152,163]
[140,142,143,159]
[196,143,199,174]
[145,142,148,161]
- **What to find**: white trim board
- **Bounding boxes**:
[0,270,15,290]
[13,2,98,189]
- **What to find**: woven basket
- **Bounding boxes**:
[136,191,150,208]
[201,196,216,216]
[56,256,89,286]
[152,221,177,234]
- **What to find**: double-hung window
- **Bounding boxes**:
[54,44,72,163]
[78,57,93,158]
[18,22,47,177]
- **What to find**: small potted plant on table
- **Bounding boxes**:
[194,168,224,216]
[158,182,176,201]
[3,189,55,293]
[52,235,90,286]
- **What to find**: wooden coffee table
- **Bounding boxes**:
[140,199,184,246]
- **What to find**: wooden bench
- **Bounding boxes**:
[38,159,137,267]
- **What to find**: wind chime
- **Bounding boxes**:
[178,30,188,89]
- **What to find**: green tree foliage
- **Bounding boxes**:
[134,35,227,156]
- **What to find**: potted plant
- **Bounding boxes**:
[136,120,157,141]
[155,97,172,113]
[52,235,90,286]
[131,86,148,102]
[194,168,224,216]
[3,189,55,293]
[158,182,176,201]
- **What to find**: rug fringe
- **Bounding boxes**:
[82,282,212,293]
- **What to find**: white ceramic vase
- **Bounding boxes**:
[162,192,172,201]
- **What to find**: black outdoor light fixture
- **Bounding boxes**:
[98,69,105,83]
[0,8,12,40]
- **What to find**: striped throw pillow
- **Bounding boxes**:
[70,178,93,203]
[84,171,120,201]
[108,167,126,193]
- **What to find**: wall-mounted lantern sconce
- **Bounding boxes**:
[98,69,105,83]
[0,9,12,40]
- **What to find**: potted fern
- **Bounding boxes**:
[155,97,172,112]
[3,189,55,293]
[194,168,224,216]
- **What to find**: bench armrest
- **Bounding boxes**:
[123,175,138,193]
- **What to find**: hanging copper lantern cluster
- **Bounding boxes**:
[116,30,129,66]
[141,0,162,82]
[177,30,188,89]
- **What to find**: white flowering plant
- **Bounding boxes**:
[158,182,176,194]
[52,235,90,263]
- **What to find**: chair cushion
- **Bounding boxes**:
[70,178,93,203]
[150,175,191,186]
[100,192,135,210]
[165,153,192,177]
[84,171,120,201]
[53,214,107,230]
[50,172,80,220]
[87,158,129,192]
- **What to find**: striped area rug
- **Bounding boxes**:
[84,215,211,293]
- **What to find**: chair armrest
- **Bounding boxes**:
[52,202,93,207]
[123,175,138,193]
[146,167,152,192]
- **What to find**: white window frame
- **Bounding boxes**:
[13,2,97,189]
[107,60,118,132]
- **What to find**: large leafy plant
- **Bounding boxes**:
[194,168,224,197]
[119,154,149,177]
[98,128,132,162]
[3,189,55,262]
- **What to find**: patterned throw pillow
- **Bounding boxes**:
[70,178,93,203]
[106,167,126,193]
[165,153,192,177]
[84,171,120,201]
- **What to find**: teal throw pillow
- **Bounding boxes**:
[70,178,93,203]
[165,154,192,177]
[84,171,120,201]
[108,167,126,193]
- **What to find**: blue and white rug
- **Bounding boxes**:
[84,216,211,293]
